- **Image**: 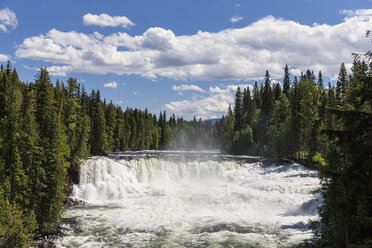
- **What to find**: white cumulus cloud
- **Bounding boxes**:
[15,10,372,80]
[83,13,134,28]
[230,15,243,23]
[172,84,205,92]
[165,84,253,119]
[104,81,118,88]
[0,54,9,62]
[0,8,17,32]
[339,9,372,17]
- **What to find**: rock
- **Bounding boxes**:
[66,197,86,207]
[37,238,56,248]
[43,241,56,248]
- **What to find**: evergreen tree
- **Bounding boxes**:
[90,91,107,155]
[318,70,323,88]
[269,94,291,157]
[105,102,116,151]
[253,81,261,108]
[338,62,348,97]
[233,87,243,131]
[273,82,282,101]
[242,87,256,127]
[289,76,301,157]
[34,67,70,232]
[317,63,372,246]
[283,64,291,95]
[258,71,274,154]
[261,70,274,118]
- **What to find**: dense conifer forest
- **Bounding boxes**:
[0,63,217,247]
[221,60,372,246]
[0,57,371,246]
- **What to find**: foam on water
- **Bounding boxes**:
[56,155,321,248]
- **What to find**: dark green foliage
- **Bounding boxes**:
[233,87,243,131]
[283,64,291,95]
[336,62,348,104]
[261,70,274,119]
[221,61,372,247]
[242,87,256,127]
[258,70,274,154]
[0,63,38,246]
[222,64,345,160]
[0,65,221,246]
[316,63,372,247]
[317,71,323,88]
[273,82,282,100]
[253,81,261,108]
[90,90,107,155]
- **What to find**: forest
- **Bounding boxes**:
[0,63,217,247]
[0,57,371,247]
[220,61,372,246]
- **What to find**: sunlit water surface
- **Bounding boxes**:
[55,153,321,248]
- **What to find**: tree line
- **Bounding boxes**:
[220,61,372,246]
[0,63,217,247]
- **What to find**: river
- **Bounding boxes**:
[55,151,321,248]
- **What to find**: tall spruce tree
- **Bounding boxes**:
[338,62,348,97]
[233,87,243,131]
[283,64,291,95]
[90,90,107,155]
[318,70,324,88]
[242,87,256,127]
[253,81,261,108]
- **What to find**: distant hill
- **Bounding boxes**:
[207,118,221,125]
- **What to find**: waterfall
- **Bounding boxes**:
[57,155,321,248]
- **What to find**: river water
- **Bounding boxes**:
[55,151,321,248]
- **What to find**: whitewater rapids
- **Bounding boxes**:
[56,154,321,247]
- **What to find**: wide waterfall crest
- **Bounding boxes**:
[59,155,321,247]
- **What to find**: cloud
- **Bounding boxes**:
[115,100,123,104]
[339,9,372,17]
[271,79,281,86]
[83,13,134,28]
[104,81,118,88]
[0,54,9,62]
[172,84,205,92]
[16,10,372,80]
[230,15,243,23]
[165,84,252,119]
[0,8,17,32]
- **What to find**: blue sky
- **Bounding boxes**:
[0,0,371,119]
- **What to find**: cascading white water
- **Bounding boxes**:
[56,155,321,248]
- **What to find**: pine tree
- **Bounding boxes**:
[289,76,301,157]
[242,87,256,127]
[258,71,274,154]
[318,63,372,246]
[105,102,116,151]
[318,70,324,88]
[233,87,243,131]
[283,64,291,95]
[273,82,282,100]
[34,67,70,232]
[90,94,107,155]
[253,81,261,108]
[261,71,274,117]
[338,62,348,97]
